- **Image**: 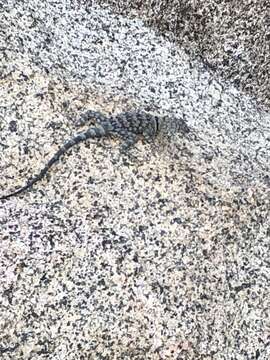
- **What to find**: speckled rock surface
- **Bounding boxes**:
[0,1,270,359]
[98,0,270,109]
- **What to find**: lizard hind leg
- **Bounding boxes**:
[75,110,108,127]
[118,133,143,165]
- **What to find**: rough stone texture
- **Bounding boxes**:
[0,1,269,359]
[97,0,270,108]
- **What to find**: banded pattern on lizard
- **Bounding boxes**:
[0,110,190,200]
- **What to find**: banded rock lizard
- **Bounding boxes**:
[0,110,190,199]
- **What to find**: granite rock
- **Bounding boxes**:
[0,1,269,359]
[98,0,270,108]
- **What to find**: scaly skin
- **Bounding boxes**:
[0,110,189,199]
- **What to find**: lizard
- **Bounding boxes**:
[0,110,190,200]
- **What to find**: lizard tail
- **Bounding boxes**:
[0,127,106,200]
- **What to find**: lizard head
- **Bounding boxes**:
[159,115,190,137]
